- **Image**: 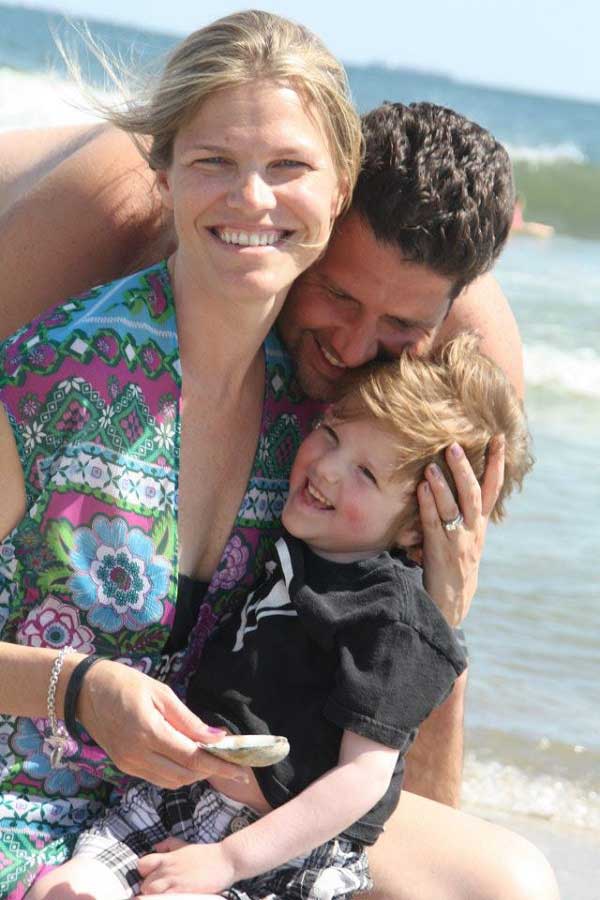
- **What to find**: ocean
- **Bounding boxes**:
[1,0,599,886]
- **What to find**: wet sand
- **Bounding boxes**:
[465,805,600,899]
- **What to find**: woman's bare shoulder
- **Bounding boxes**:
[0,125,174,339]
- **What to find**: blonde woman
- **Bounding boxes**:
[0,14,558,900]
[0,11,360,897]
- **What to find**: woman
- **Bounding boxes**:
[0,13,559,900]
[0,10,361,897]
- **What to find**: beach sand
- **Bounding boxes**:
[465,805,600,899]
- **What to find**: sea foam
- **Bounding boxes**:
[524,343,600,398]
[506,141,587,166]
[0,67,108,132]
[463,753,600,831]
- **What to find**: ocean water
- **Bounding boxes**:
[1,3,599,839]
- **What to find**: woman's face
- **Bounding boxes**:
[157,80,343,306]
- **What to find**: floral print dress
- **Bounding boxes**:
[0,262,321,897]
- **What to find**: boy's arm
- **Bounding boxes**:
[138,730,399,895]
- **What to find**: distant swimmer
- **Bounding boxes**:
[511,195,555,238]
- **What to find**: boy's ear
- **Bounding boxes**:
[394,524,422,554]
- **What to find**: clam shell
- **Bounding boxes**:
[199,734,289,767]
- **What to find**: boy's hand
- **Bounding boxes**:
[138,837,237,895]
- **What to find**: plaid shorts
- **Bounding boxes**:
[74,780,372,899]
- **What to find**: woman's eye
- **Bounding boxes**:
[359,466,378,486]
[274,159,310,170]
[322,424,338,443]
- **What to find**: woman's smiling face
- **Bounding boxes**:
[157,79,343,306]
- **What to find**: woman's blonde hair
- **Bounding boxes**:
[101,10,362,210]
[333,333,534,545]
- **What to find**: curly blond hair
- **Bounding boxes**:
[333,333,533,544]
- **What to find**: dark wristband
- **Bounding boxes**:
[64,654,102,738]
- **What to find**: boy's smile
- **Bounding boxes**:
[282,415,413,562]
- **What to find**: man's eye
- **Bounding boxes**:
[359,466,378,486]
[194,157,228,165]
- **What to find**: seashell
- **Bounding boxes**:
[199,734,290,767]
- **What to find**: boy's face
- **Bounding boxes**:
[282,414,413,561]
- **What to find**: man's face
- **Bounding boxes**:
[278,212,455,400]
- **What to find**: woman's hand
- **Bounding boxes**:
[138,837,236,896]
[417,435,505,626]
[78,659,246,788]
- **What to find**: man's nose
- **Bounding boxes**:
[332,323,379,368]
[228,170,276,211]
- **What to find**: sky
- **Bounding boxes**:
[6,0,600,103]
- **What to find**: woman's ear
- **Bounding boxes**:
[155,169,174,211]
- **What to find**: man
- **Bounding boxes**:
[0,102,521,809]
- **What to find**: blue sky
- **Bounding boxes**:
[8,0,600,102]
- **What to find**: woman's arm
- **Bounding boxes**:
[0,407,242,788]
[137,730,399,895]
[0,642,244,788]
[0,125,174,339]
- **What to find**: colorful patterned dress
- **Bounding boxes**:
[0,262,322,898]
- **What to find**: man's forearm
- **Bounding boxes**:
[402,670,467,807]
[0,126,170,339]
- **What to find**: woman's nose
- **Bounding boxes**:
[228,170,276,211]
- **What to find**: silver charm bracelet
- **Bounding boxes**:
[46,645,75,768]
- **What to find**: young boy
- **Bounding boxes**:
[31,334,533,900]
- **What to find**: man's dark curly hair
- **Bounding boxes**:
[352,102,515,298]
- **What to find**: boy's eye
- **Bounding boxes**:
[359,465,378,486]
[321,424,338,443]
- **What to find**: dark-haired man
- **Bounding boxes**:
[0,104,521,808]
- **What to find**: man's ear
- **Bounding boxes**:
[155,169,174,211]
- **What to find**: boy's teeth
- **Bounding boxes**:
[217,229,282,246]
[307,481,333,508]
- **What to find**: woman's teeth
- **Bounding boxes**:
[216,229,285,246]
[307,481,334,509]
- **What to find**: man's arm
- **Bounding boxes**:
[402,671,466,807]
[0,125,174,339]
[438,272,525,399]
[409,275,522,806]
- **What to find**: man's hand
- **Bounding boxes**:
[418,434,505,625]
[79,659,246,788]
[138,837,236,895]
